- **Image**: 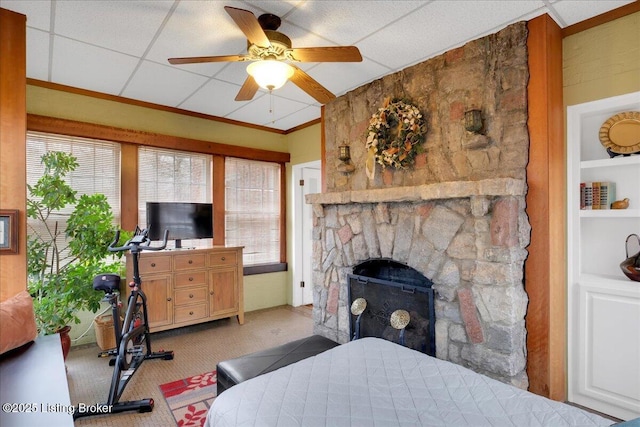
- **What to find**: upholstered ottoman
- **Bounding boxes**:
[216,335,339,395]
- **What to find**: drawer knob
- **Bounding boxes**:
[221,257,226,261]
[151,263,156,267]
[189,277,194,281]
[167,297,172,301]
[188,260,193,264]
[189,311,194,315]
[189,294,194,298]
[209,291,214,295]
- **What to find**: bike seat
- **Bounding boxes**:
[93,274,121,293]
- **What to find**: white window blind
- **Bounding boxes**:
[225,157,281,265]
[138,146,212,246]
[26,132,121,249]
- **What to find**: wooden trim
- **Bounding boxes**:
[27,114,290,163]
[27,78,320,135]
[562,0,640,37]
[0,8,27,301]
[120,144,138,231]
[525,15,566,401]
[212,156,225,246]
[320,105,327,192]
[279,164,287,263]
[27,78,288,135]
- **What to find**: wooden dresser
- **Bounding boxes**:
[125,246,244,332]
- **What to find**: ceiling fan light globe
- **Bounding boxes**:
[247,60,294,91]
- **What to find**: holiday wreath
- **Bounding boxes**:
[365,97,427,170]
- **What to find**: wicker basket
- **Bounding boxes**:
[94,314,117,350]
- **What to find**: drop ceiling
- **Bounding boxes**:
[1,0,635,131]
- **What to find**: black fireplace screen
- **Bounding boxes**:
[348,259,436,356]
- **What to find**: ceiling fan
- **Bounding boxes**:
[168,6,363,104]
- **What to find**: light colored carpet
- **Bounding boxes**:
[68,305,313,427]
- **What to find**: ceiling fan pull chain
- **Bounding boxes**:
[269,91,275,123]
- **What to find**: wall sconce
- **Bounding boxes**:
[464,109,483,134]
[337,144,355,174]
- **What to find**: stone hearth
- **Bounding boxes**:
[307,178,530,388]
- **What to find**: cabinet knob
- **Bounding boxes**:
[189,311,194,315]
[189,277,193,281]
[189,294,194,298]
[209,291,214,295]
[167,297,172,301]
[221,257,226,261]
[151,263,156,267]
[188,260,193,264]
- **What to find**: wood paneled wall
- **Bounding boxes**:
[0,9,27,301]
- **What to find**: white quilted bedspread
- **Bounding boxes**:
[205,337,613,427]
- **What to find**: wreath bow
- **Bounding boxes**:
[365,97,426,175]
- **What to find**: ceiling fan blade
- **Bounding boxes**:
[224,6,271,48]
[235,75,260,101]
[168,54,247,65]
[289,46,363,62]
[289,66,336,104]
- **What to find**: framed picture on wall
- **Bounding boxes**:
[0,210,18,254]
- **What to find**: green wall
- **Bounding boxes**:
[27,85,321,343]
[563,11,640,106]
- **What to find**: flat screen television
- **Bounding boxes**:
[146,202,213,249]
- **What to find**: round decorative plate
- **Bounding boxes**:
[599,111,640,154]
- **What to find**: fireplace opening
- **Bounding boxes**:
[348,259,436,356]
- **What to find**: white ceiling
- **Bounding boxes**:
[1,0,634,132]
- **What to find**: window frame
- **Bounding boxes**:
[27,115,290,275]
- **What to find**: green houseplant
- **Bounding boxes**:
[26,151,126,339]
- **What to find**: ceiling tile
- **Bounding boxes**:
[121,61,209,107]
[147,0,250,77]
[51,36,139,95]
[284,1,427,45]
[268,105,322,130]
[54,0,174,56]
[358,1,546,70]
[0,0,51,31]
[226,94,309,129]
[26,28,50,81]
[179,78,249,118]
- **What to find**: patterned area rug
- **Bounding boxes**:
[159,370,217,426]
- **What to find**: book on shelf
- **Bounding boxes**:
[580,181,616,210]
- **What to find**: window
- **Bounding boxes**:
[225,158,281,266]
[138,147,212,247]
[27,132,121,219]
[26,131,121,250]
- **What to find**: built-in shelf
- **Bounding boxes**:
[581,155,640,169]
[580,209,640,218]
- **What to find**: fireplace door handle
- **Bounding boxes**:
[401,286,415,294]
[356,277,368,284]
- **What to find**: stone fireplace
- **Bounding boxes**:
[307,21,531,389]
[307,179,530,388]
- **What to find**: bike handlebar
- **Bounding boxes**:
[108,228,169,253]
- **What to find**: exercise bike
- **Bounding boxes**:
[73,227,174,420]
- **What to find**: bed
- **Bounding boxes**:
[205,337,613,426]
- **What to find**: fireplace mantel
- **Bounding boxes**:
[306,178,526,206]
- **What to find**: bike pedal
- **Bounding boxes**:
[163,351,174,360]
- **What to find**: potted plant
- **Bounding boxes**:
[26,151,126,357]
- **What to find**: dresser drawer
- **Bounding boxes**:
[174,287,208,306]
[138,256,172,274]
[174,253,206,270]
[174,304,207,323]
[174,271,207,288]
[209,251,237,266]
